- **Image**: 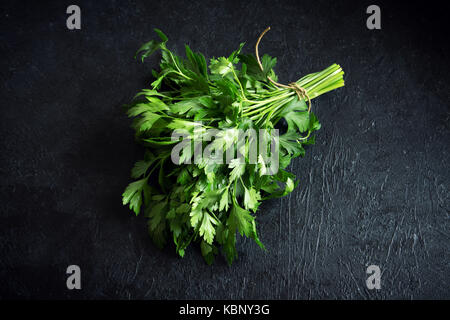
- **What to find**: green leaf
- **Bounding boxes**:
[223,228,237,265]
[122,178,147,215]
[148,200,167,228]
[229,159,245,181]
[237,53,276,81]
[154,28,168,42]
[151,69,173,89]
[286,111,310,133]
[278,98,310,132]
[135,29,168,62]
[128,98,169,118]
[135,40,161,62]
[167,119,201,130]
[133,89,164,100]
[189,206,203,228]
[169,216,183,238]
[209,57,233,76]
[170,97,208,115]
[147,199,168,248]
[200,241,217,265]
[284,177,294,195]
[309,112,321,131]
[177,168,191,184]
[219,189,229,211]
[131,160,153,179]
[302,134,316,146]
[176,203,190,214]
[185,44,208,78]
[135,112,162,132]
[127,104,156,117]
[190,206,218,245]
[282,96,308,113]
[280,131,306,157]
[228,202,254,237]
[199,212,218,244]
[244,187,261,212]
[228,43,245,63]
[261,54,277,74]
[250,220,265,250]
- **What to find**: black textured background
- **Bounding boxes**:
[1,0,449,299]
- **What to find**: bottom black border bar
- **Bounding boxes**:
[1,300,447,318]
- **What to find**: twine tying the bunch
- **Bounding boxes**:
[255,27,312,113]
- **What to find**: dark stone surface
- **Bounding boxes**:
[0,0,448,299]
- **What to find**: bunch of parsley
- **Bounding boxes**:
[123,29,344,264]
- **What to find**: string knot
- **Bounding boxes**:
[288,82,311,113]
[255,26,311,113]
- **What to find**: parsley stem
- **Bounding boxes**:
[231,67,246,99]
